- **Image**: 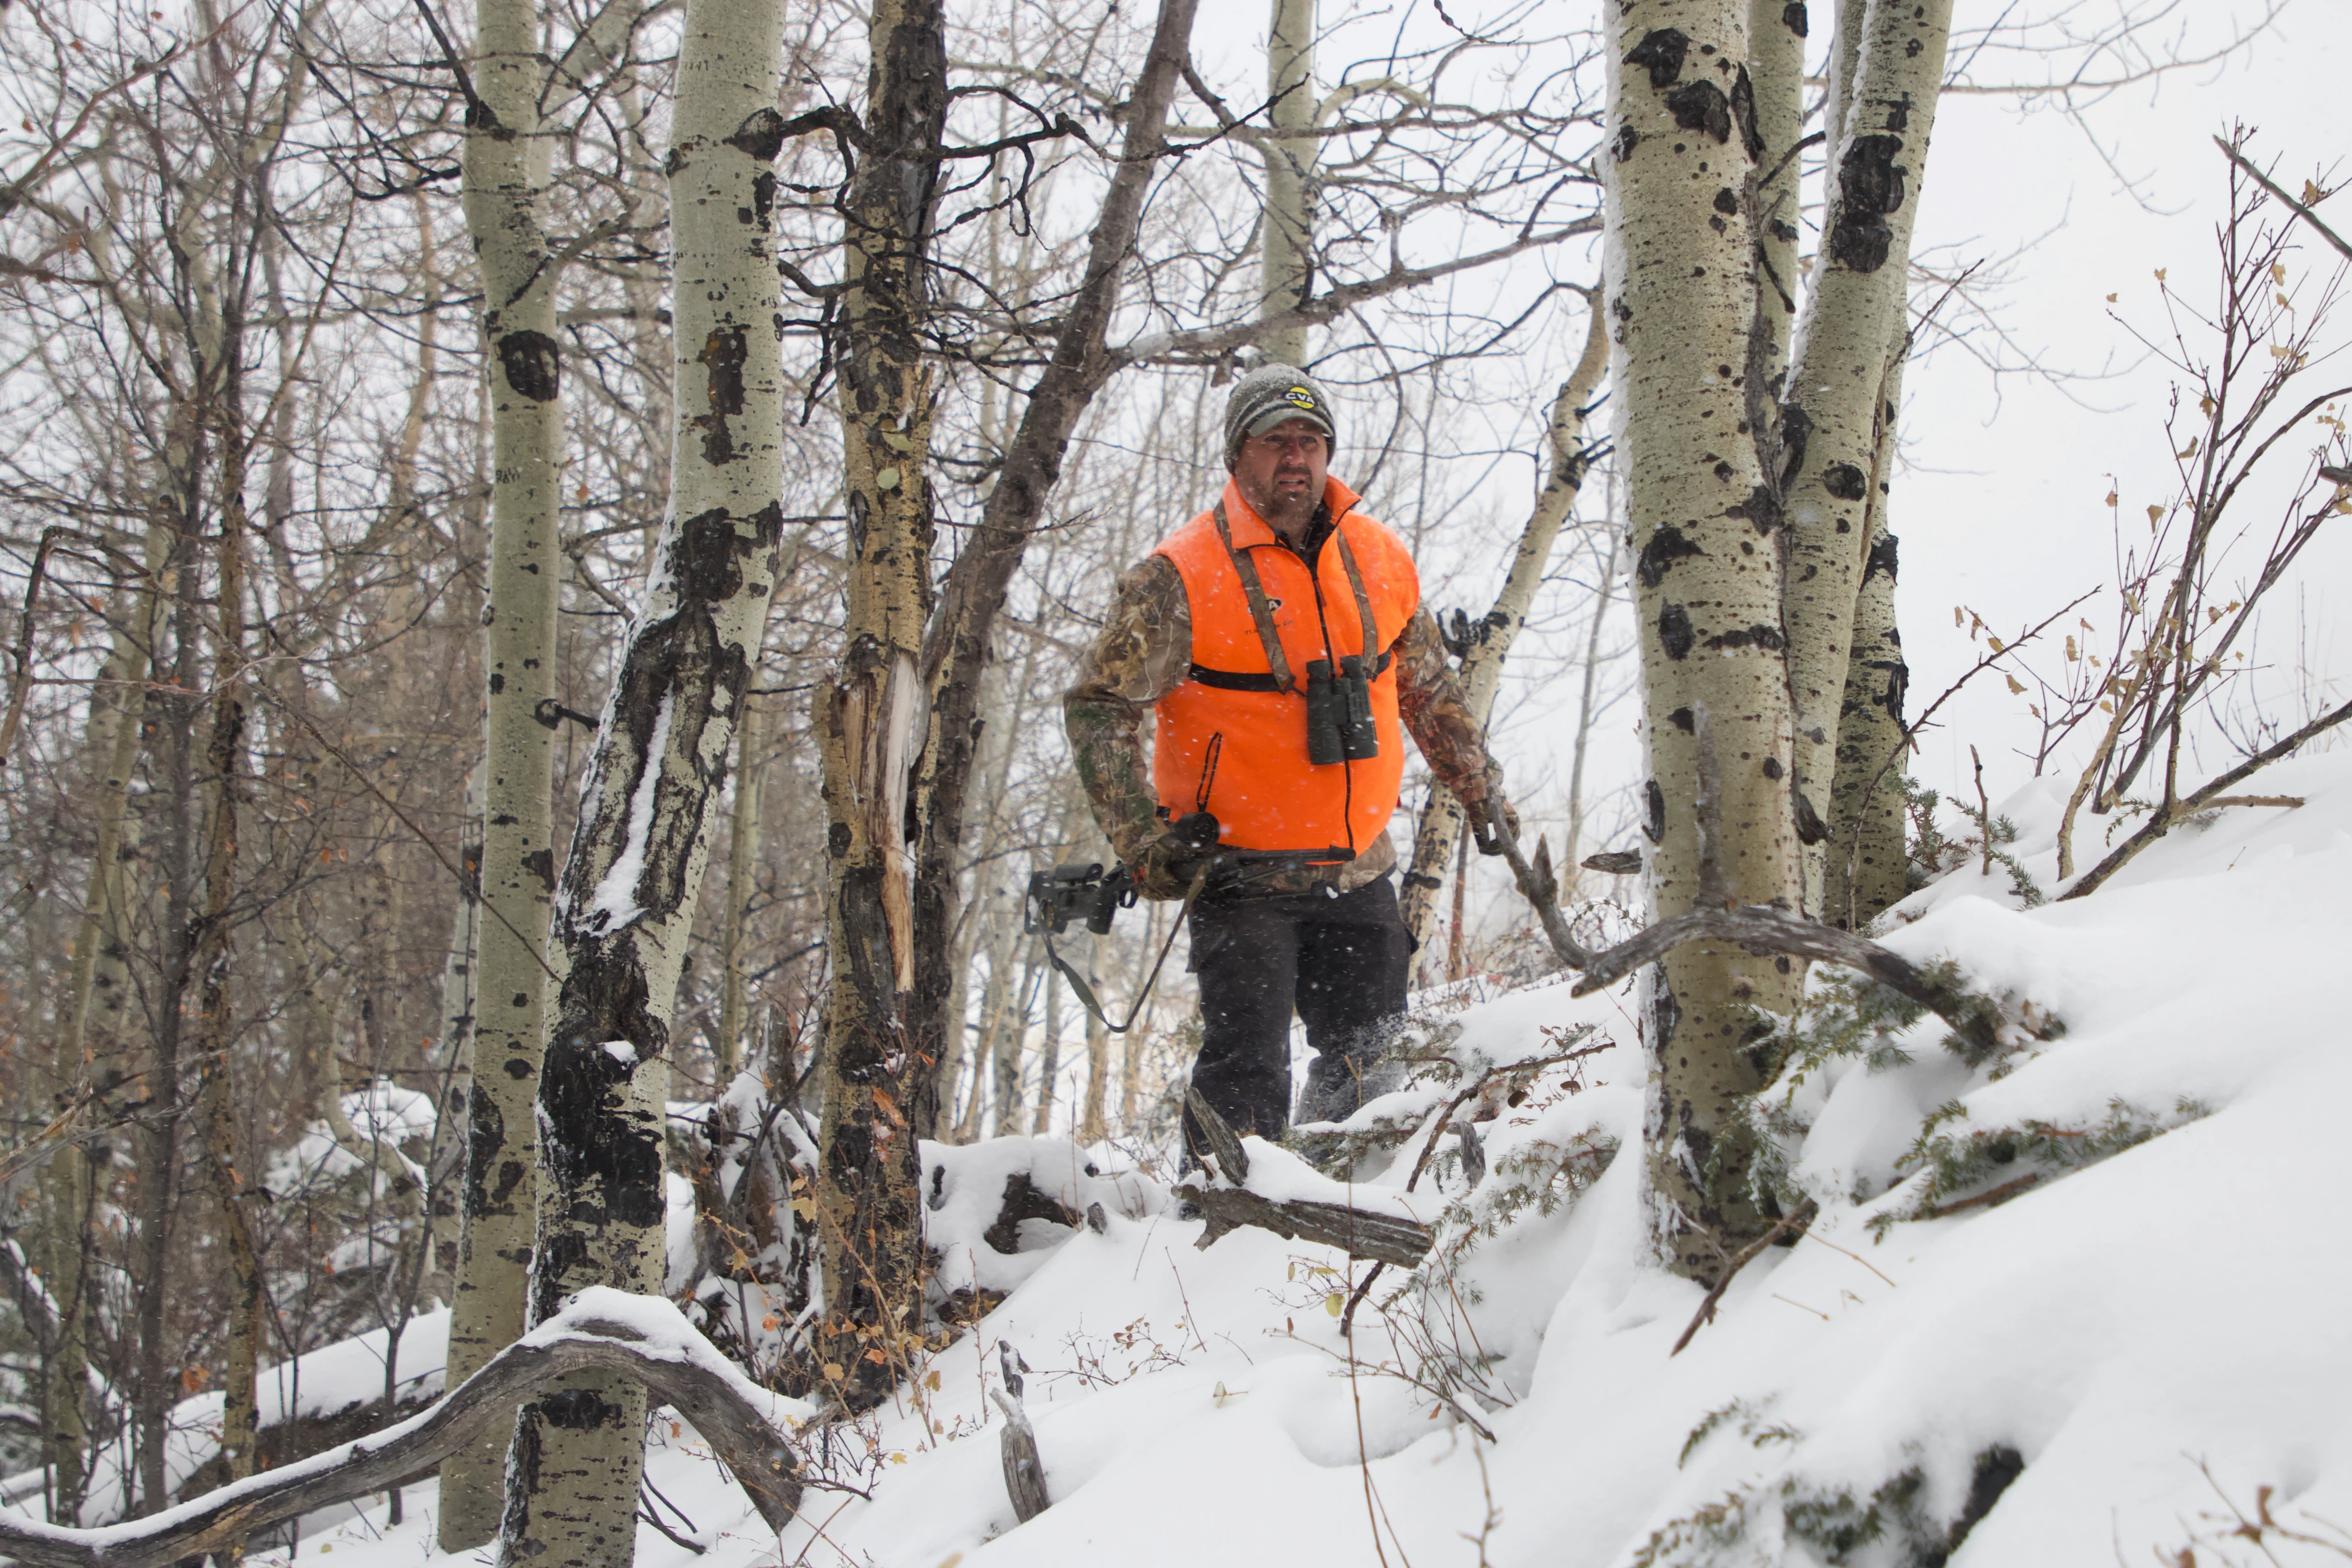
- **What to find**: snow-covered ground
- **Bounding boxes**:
[137,750,2352,1566]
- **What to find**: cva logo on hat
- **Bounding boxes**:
[1283,386,1319,411]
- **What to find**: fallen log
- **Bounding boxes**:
[1174,1182,1434,1269]
[0,1292,803,1568]
[1176,1090,1433,1268]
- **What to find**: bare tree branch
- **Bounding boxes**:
[0,1297,804,1568]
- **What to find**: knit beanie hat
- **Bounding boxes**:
[1222,363,1337,469]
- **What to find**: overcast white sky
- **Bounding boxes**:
[1894,3,2348,796]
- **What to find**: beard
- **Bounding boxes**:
[1239,471,1320,536]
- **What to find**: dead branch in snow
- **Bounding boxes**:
[0,1305,804,1568]
[1175,1089,1434,1268]
[1571,905,2007,1063]
[1670,1200,1818,1357]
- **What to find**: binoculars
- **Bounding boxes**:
[1304,655,1379,766]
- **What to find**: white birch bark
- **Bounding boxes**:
[1260,0,1317,364]
[1608,0,1803,1284]
[1779,0,1951,908]
[498,0,791,1558]
[439,0,564,1541]
[1823,342,1910,929]
[1748,0,1808,378]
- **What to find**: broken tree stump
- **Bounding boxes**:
[991,1342,1050,1524]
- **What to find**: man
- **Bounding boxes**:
[1064,363,1516,1153]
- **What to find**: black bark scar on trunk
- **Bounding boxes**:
[496,330,560,403]
[1643,778,1667,843]
[1863,530,1899,584]
[725,107,788,162]
[1703,624,1786,652]
[693,328,751,466]
[1824,463,1868,500]
[1726,484,1782,534]
[1659,603,1695,660]
[1730,65,1763,159]
[1665,81,1733,144]
[1776,403,1813,487]
[1625,28,1689,89]
[1637,524,1705,587]
[1829,134,1907,273]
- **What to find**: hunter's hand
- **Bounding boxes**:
[1467,790,1521,855]
[1133,830,1210,900]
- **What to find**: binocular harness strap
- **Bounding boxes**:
[1211,502,1294,691]
[1332,527,1380,665]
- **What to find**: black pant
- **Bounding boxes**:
[1182,873,1411,1157]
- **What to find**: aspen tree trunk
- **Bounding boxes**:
[436,767,484,1075]
[716,695,766,1079]
[1561,530,1628,884]
[1398,302,1609,948]
[1779,0,1951,910]
[815,0,949,1409]
[1748,0,1807,380]
[498,0,791,1559]
[1821,0,1870,162]
[131,455,208,1519]
[1608,0,1802,1283]
[1823,341,1910,928]
[994,950,1038,1138]
[1120,908,1158,1130]
[905,0,1200,1148]
[1031,965,1063,1137]
[965,897,1022,1140]
[815,0,1202,1404]
[1260,0,1317,365]
[193,406,261,1506]
[438,0,566,1541]
[942,632,1026,1138]
[40,551,159,1523]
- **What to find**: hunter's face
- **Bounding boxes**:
[1231,417,1329,535]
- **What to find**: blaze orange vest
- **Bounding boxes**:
[1152,477,1419,856]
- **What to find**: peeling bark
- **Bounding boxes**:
[815,0,1204,1410]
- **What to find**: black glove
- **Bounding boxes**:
[1465,790,1521,856]
[1133,812,1220,900]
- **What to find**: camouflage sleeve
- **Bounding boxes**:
[1392,606,1498,803]
[1063,553,1191,865]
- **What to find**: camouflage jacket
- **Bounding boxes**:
[1064,543,1497,897]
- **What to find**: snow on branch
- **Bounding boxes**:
[0,1292,805,1568]
[1174,1090,1436,1268]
